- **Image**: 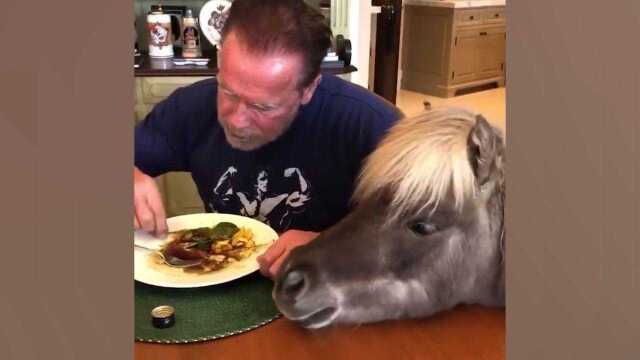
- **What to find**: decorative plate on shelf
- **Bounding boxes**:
[199,0,234,48]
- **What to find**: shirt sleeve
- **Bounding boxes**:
[323,94,402,216]
[343,96,403,176]
[134,86,194,177]
[326,78,403,170]
[355,104,403,162]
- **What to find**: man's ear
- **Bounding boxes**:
[300,74,322,105]
[467,115,499,186]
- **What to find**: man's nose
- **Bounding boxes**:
[227,102,251,129]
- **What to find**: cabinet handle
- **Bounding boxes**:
[494,14,500,18]
[480,31,488,36]
[469,16,475,20]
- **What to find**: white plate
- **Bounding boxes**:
[199,0,234,48]
[134,213,277,288]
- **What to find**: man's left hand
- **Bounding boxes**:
[257,229,319,279]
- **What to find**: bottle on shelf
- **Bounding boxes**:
[181,8,202,58]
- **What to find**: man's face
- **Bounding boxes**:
[216,32,319,151]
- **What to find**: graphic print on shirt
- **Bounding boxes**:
[209,166,311,231]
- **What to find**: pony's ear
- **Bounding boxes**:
[467,115,499,186]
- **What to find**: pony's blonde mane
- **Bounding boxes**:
[354,107,479,223]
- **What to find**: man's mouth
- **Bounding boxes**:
[224,129,261,150]
[226,129,252,143]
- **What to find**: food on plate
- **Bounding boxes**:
[156,221,259,272]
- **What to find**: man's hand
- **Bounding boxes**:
[133,166,168,238]
[257,230,319,279]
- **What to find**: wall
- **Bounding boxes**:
[133,0,368,85]
[134,0,322,52]
[347,1,376,88]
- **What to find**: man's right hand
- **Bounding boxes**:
[133,166,168,238]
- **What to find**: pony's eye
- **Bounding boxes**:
[409,222,438,236]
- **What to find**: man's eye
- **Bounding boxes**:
[219,86,237,99]
[251,105,274,113]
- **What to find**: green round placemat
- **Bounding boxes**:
[135,272,281,343]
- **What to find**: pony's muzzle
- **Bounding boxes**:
[277,268,309,301]
[273,249,342,328]
[274,266,340,328]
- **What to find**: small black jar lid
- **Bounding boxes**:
[151,305,176,329]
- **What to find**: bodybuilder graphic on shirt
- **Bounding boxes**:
[211,166,311,229]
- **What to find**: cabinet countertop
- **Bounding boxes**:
[403,0,506,8]
[134,50,357,77]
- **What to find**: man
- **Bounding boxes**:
[134,0,402,278]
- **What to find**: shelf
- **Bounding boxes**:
[134,49,357,77]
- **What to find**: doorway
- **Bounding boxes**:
[371,0,403,104]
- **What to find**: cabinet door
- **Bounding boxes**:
[452,30,480,84]
[401,7,451,78]
[163,172,205,217]
[477,27,506,79]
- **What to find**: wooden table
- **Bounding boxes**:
[135,305,504,360]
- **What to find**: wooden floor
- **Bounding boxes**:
[396,87,506,135]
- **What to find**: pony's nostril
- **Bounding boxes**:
[282,270,307,299]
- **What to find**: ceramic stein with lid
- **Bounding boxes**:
[147,6,174,58]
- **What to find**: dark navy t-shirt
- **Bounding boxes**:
[135,74,401,233]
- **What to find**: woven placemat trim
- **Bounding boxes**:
[135,313,282,344]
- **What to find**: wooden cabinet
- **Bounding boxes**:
[134,77,210,217]
[452,29,480,84]
[476,27,506,78]
[400,5,506,97]
[453,26,505,83]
